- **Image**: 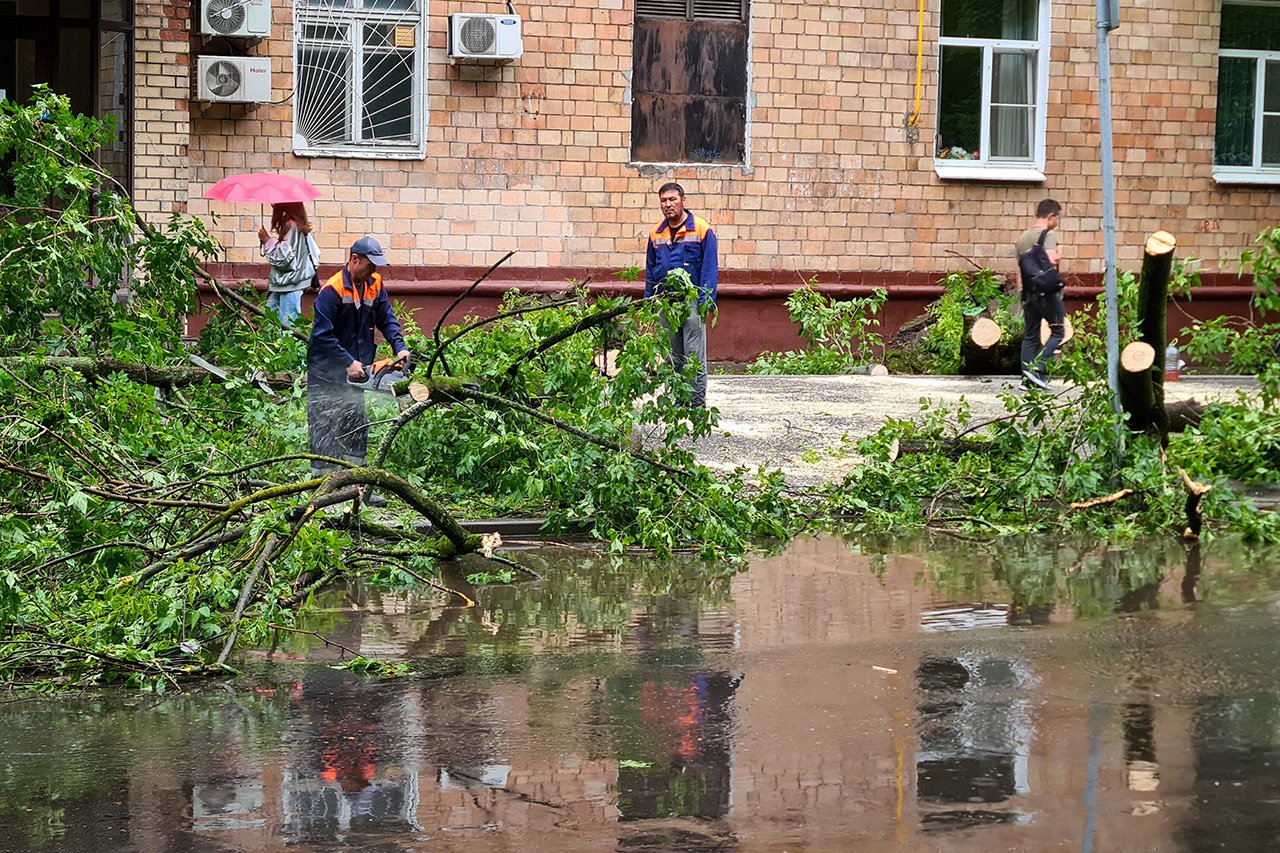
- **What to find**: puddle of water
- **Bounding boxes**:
[2,535,1280,851]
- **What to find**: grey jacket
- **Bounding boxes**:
[262,223,320,293]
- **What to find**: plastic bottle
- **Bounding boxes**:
[1164,344,1180,381]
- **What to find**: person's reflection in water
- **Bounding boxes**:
[284,672,414,843]
[612,670,739,823]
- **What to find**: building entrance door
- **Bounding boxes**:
[1,0,133,190]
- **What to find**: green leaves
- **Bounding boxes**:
[748,279,887,374]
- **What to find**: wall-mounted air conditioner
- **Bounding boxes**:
[196,56,272,104]
[448,13,522,61]
[200,0,271,38]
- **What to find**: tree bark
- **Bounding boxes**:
[1118,341,1162,435]
[0,355,298,390]
[960,315,1021,375]
[1132,231,1177,442]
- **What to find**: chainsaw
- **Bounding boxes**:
[347,355,414,396]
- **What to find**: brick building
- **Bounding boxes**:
[4,0,1277,358]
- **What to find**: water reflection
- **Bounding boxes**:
[915,656,1033,831]
[1,535,1280,851]
[1180,695,1280,851]
[282,670,422,843]
[608,671,737,821]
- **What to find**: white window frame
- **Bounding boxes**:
[1213,49,1280,185]
[293,0,428,160]
[934,0,1051,182]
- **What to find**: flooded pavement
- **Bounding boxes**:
[3,534,1280,852]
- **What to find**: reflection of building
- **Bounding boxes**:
[14,537,1263,852]
[915,656,1034,830]
[281,769,419,843]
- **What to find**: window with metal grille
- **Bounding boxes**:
[293,0,425,159]
[631,0,749,164]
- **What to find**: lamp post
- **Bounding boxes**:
[1097,0,1123,453]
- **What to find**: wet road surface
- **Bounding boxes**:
[2,534,1279,851]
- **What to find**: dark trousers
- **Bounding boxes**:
[307,379,368,477]
[1021,290,1066,381]
[661,306,709,407]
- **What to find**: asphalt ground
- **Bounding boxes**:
[648,374,1262,489]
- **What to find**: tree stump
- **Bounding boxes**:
[960,315,1021,375]
[1118,341,1161,434]
[1128,231,1177,442]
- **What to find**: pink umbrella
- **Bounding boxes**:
[204,172,321,205]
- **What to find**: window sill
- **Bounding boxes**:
[1212,169,1280,186]
[293,145,425,161]
[934,163,1045,182]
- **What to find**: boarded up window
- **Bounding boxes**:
[632,0,748,164]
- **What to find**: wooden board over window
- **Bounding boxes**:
[631,1,748,165]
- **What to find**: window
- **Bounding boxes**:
[631,0,749,165]
[935,0,1049,180]
[1214,0,1280,184]
[293,0,425,158]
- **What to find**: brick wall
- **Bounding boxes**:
[172,0,1275,281]
[133,1,193,218]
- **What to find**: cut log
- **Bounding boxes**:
[847,363,890,376]
[1118,341,1164,436]
[960,314,1021,375]
[971,316,1002,349]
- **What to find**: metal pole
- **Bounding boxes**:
[1096,0,1124,453]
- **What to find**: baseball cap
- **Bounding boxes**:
[350,236,389,267]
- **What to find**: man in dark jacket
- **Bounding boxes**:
[1015,198,1065,390]
[307,236,411,494]
[644,182,718,408]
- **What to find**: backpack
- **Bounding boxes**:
[1018,229,1064,295]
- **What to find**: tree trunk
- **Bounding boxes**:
[960,315,1021,375]
[1132,231,1177,442]
[1118,341,1163,435]
[0,355,298,390]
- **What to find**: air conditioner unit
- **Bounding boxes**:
[200,0,271,38]
[448,13,522,60]
[196,56,272,104]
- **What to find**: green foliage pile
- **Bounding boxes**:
[747,280,886,374]
[1181,225,1280,376]
[916,267,1021,374]
[824,252,1280,542]
[0,92,801,690]
[389,285,798,557]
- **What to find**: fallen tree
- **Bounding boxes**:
[0,92,798,689]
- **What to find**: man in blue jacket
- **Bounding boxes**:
[307,236,411,497]
[644,182,718,408]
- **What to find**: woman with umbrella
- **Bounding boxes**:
[204,172,323,329]
[258,202,320,328]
